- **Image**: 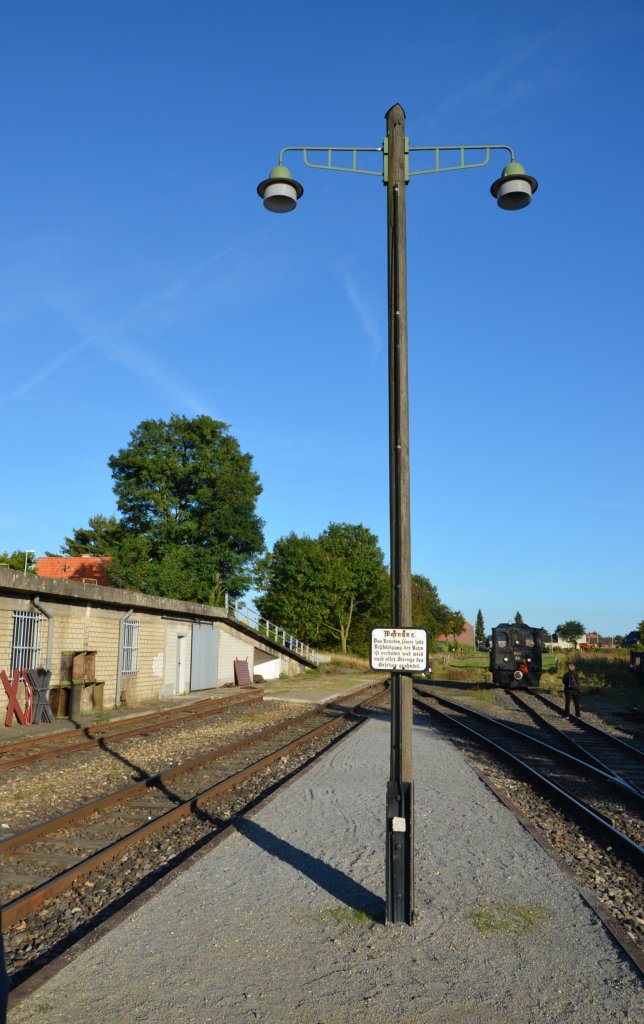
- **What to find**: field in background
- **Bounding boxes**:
[432,647,643,715]
[275,648,643,717]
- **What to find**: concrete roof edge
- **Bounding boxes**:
[0,567,227,619]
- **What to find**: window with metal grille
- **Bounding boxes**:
[120,620,139,675]
[10,611,44,673]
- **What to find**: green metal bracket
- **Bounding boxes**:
[279,146,382,177]
[408,144,515,178]
[274,142,516,185]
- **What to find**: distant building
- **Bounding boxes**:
[35,555,112,587]
[580,632,616,649]
[548,632,579,651]
[437,620,475,646]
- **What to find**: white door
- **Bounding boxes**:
[175,634,187,694]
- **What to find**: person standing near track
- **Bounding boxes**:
[562,662,581,718]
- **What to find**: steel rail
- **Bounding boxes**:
[3,708,336,851]
[506,689,644,795]
[412,692,644,867]
[528,689,644,761]
[1,685,388,927]
[0,696,220,754]
[0,692,262,772]
[504,689,622,774]
[414,685,643,800]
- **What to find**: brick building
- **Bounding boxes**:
[437,620,476,647]
[0,569,315,724]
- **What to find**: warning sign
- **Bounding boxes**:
[370,627,428,672]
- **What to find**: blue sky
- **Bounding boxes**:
[2,0,643,637]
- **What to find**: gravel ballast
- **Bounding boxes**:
[9,717,643,1023]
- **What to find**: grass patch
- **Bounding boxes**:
[276,659,367,683]
[440,666,491,684]
[327,652,371,671]
[319,906,382,926]
[468,902,553,935]
[542,651,643,712]
[461,686,496,704]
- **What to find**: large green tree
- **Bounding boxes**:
[320,523,389,653]
[445,610,466,647]
[62,514,123,556]
[254,533,335,645]
[411,574,454,645]
[556,620,586,648]
[257,523,389,654]
[67,415,264,602]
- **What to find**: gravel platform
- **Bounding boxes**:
[8,718,643,1023]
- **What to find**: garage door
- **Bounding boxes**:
[190,623,218,691]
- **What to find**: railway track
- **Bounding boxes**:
[0,690,262,772]
[507,688,644,793]
[412,684,644,865]
[2,681,388,988]
[412,682,644,960]
[5,678,642,990]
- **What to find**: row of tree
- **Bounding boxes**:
[255,524,464,654]
[10,414,463,657]
[15,412,639,656]
[472,611,624,650]
[0,551,36,572]
[6,411,640,656]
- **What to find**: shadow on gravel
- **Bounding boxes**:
[233,818,384,921]
[96,735,151,780]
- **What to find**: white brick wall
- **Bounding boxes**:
[217,625,255,685]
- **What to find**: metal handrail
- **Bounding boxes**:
[224,596,319,665]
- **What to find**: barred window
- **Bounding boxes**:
[120,620,139,675]
[10,611,44,673]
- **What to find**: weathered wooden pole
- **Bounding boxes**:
[385,103,414,925]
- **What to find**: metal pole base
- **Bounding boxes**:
[385,779,414,923]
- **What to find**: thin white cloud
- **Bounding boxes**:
[9,241,244,404]
[98,341,208,417]
[426,1,642,127]
[11,339,89,399]
[339,269,383,353]
[430,32,553,124]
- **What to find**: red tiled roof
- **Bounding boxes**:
[35,556,112,586]
[437,621,476,645]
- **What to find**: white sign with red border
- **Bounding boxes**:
[370,627,428,672]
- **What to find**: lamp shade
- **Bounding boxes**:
[491,161,538,211]
[257,164,304,213]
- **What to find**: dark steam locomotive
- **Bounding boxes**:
[489,623,542,688]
